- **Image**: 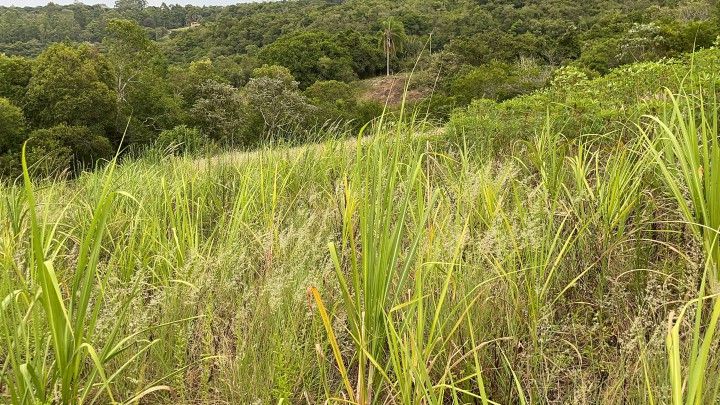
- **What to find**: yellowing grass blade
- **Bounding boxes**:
[310,286,356,402]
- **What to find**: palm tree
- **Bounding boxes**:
[378,19,406,76]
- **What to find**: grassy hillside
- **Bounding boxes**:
[1,1,718,177]
[1,49,720,403]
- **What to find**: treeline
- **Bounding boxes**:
[0,0,719,178]
[4,1,718,74]
[0,18,384,178]
[0,1,210,56]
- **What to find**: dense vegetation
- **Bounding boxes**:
[2,46,720,402]
[2,0,720,404]
[1,0,719,177]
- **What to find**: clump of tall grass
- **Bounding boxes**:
[0,147,180,403]
[648,89,720,276]
[644,88,720,404]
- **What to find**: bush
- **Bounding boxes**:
[305,80,385,131]
[0,98,26,154]
[26,125,113,175]
[24,134,73,178]
[305,80,357,125]
[155,125,206,154]
[408,94,459,122]
[190,80,253,145]
[450,59,551,105]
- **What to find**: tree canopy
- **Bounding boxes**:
[0,0,717,177]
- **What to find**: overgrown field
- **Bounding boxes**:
[1,51,720,404]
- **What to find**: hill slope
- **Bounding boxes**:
[1,49,720,403]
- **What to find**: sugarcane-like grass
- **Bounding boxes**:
[1,88,719,403]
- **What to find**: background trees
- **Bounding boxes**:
[24,44,115,132]
[26,125,113,173]
[258,31,357,88]
[0,0,718,179]
[378,18,407,76]
[0,55,32,105]
[244,65,314,136]
[0,98,26,155]
[189,80,248,144]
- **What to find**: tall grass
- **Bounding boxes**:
[1,77,720,403]
[644,88,720,405]
[0,146,172,403]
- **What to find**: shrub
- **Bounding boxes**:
[24,133,73,177]
[27,125,113,174]
[244,66,315,138]
[450,59,551,105]
[190,80,252,145]
[0,97,26,154]
[550,65,591,88]
[155,125,206,154]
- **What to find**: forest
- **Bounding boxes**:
[0,0,718,177]
[2,0,720,404]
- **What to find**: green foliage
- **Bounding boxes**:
[576,36,624,73]
[334,30,385,78]
[104,19,179,144]
[451,59,551,104]
[23,132,73,178]
[190,80,250,145]
[305,80,383,129]
[155,125,205,154]
[244,66,314,137]
[0,0,716,164]
[0,148,170,403]
[251,64,294,82]
[121,69,183,146]
[27,125,113,173]
[448,49,716,150]
[168,58,226,109]
[0,54,32,105]
[115,0,147,12]
[378,18,407,76]
[24,43,115,133]
[647,90,720,405]
[550,65,592,88]
[1,3,720,402]
[0,98,26,155]
[259,30,357,88]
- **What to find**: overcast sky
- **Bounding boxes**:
[0,0,254,6]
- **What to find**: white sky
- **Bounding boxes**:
[0,0,253,6]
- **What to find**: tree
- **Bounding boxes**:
[24,44,115,132]
[258,31,356,88]
[0,54,32,105]
[115,0,147,11]
[243,65,314,137]
[190,80,250,144]
[334,30,385,78]
[27,124,113,171]
[104,19,179,143]
[0,97,26,154]
[378,19,406,76]
[168,58,224,109]
[104,19,156,106]
[19,125,112,177]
